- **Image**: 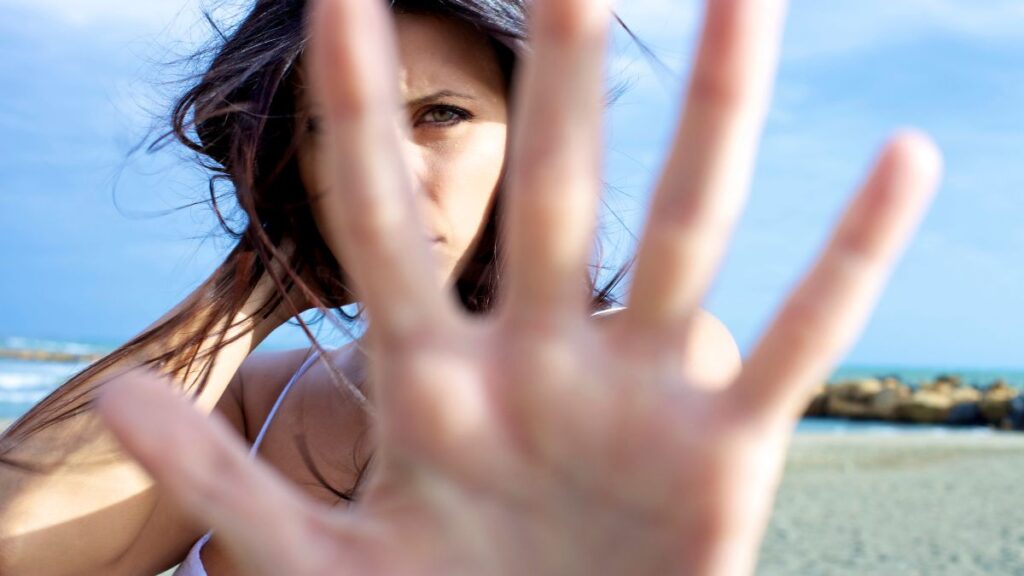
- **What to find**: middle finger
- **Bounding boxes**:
[627,0,788,331]
[501,0,612,328]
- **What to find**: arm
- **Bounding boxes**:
[0,274,297,576]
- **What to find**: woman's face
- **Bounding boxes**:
[298,13,510,284]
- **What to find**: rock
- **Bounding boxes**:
[946,402,984,426]
[826,395,874,419]
[950,387,981,404]
[824,379,882,419]
[940,386,984,425]
[831,379,884,401]
[979,383,1020,424]
[898,390,955,424]
[920,379,957,395]
[869,387,906,420]
[824,380,908,420]
[0,348,102,364]
[881,377,904,390]
[1004,395,1024,431]
[804,384,829,417]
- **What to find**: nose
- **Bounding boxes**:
[395,130,440,243]
[398,134,429,198]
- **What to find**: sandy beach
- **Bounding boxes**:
[758,432,1024,575]
[4,418,1022,574]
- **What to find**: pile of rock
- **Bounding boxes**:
[803,377,1024,431]
[0,348,102,363]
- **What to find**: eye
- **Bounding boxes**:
[415,105,473,128]
[305,105,473,136]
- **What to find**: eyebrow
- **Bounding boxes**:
[405,90,477,109]
[307,90,478,117]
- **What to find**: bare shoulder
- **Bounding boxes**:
[689,309,742,384]
[216,347,315,444]
[595,306,741,386]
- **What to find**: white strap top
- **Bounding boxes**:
[173,348,323,576]
[172,306,625,575]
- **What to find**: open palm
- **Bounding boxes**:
[99,0,941,574]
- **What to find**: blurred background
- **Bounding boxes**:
[1,0,1022,415]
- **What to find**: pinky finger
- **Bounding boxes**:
[725,131,942,426]
[96,372,350,576]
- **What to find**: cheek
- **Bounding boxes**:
[299,125,508,256]
[427,124,507,243]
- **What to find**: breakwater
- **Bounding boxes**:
[0,347,104,364]
[804,376,1024,431]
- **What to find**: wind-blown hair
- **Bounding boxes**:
[1,0,642,498]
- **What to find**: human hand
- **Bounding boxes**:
[98,0,941,574]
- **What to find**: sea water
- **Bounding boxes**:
[0,337,103,419]
[0,358,88,419]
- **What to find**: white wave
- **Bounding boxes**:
[0,374,54,390]
[0,363,81,392]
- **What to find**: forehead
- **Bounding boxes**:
[394,13,506,97]
[296,12,507,109]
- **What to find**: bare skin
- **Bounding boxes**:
[95,1,942,576]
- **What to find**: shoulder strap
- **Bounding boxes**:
[182,350,324,569]
[248,348,322,458]
[591,306,627,318]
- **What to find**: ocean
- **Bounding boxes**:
[0,358,90,418]
[2,336,1023,430]
[0,336,115,419]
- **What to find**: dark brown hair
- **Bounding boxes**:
[1,0,642,497]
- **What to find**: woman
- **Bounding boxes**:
[0,0,941,574]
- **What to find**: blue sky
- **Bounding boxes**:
[1,0,1022,369]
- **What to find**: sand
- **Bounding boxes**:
[4,417,1021,574]
[757,432,1024,575]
